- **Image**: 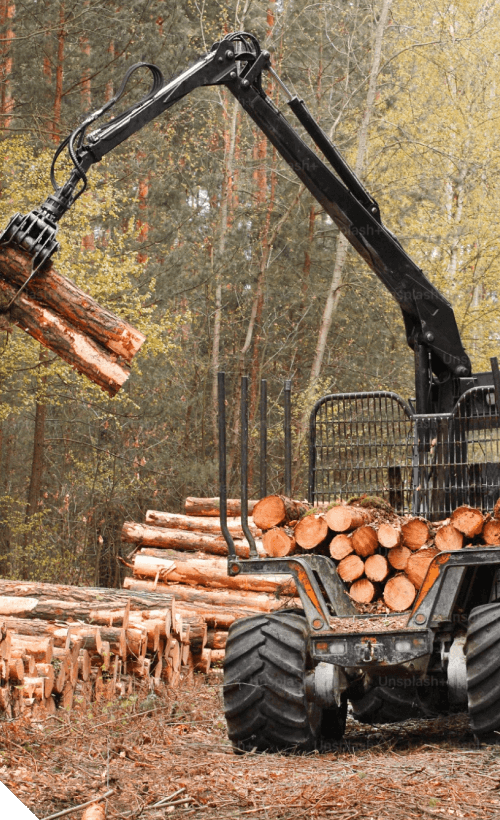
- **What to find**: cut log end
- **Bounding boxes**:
[351,525,378,558]
[401,519,430,551]
[329,534,353,561]
[337,554,365,583]
[262,528,296,557]
[451,506,484,538]
[349,578,376,604]
[294,514,329,550]
[383,575,416,612]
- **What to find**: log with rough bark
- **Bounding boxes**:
[405,547,439,590]
[132,551,296,595]
[0,276,133,396]
[451,506,484,538]
[383,574,416,612]
[482,519,500,545]
[121,521,253,558]
[122,576,299,613]
[294,514,329,550]
[377,522,401,549]
[145,510,261,536]
[262,527,296,557]
[351,525,378,558]
[184,497,258,517]
[206,629,227,650]
[325,505,373,533]
[252,495,309,530]
[329,534,353,561]
[435,523,464,551]
[401,519,430,551]
[0,246,145,362]
[387,545,411,571]
[349,578,376,604]
[337,554,365,583]
[0,581,176,619]
[364,554,389,583]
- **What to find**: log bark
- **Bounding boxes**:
[184,497,258,517]
[206,629,227,650]
[435,523,464,551]
[0,276,132,396]
[377,522,401,549]
[325,505,373,533]
[132,551,296,595]
[451,506,484,538]
[252,495,309,530]
[262,527,296,557]
[121,522,252,558]
[144,510,261,536]
[349,578,376,604]
[337,554,365,583]
[387,546,411,571]
[122,577,301,614]
[405,547,439,590]
[329,534,353,561]
[364,554,389,583]
[0,581,176,619]
[351,526,378,558]
[383,575,416,612]
[482,519,500,545]
[0,245,145,362]
[294,514,329,550]
[401,519,430,551]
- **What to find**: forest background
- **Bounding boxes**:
[0,0,497,586]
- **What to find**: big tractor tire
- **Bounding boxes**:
[350,680,428,725]
[223,610,345,752]
[466,602,500,742]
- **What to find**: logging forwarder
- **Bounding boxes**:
[3,32,500,750]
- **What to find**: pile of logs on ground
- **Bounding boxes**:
[0,579,234,720]
[253,494,500,612]
[120,497,300,676]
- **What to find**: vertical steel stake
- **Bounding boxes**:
[260,378,267,499]
[218,371,235,558]
[241,375,258,557]
[284,379,292,498]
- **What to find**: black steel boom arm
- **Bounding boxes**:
[1,32,472,394]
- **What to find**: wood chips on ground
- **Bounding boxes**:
[0,673,498,819]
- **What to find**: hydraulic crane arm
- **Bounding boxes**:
[1,32,474,407]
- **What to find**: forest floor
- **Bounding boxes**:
[1,671,499,820]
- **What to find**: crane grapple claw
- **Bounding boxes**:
[0,210,60,271]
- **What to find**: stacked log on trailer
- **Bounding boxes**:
[254,494,500,612]
[120,496,301,674]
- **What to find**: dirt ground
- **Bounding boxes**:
[1,672,499,820]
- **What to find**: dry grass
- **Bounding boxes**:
[1,672,500,820]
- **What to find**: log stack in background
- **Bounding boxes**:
[2,494,499,721]
[0,580,221,720]
[120,496,300,677]
[254,495,500,612]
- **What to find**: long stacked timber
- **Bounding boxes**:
[0,579,237,718]
[120,497,303,675]
[0,246,146,396]
[252,494,500,613]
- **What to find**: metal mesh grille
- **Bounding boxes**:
[309,392,415,513]
[309,388,500,519]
